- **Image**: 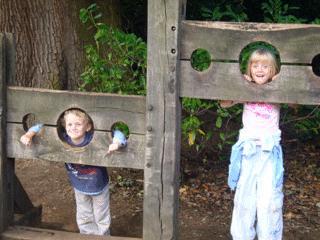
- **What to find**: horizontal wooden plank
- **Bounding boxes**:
[7,124,145,169]
[7,87,146,135]
[181,21,320,63]
[180,61,320,104]
[1,226,141,240]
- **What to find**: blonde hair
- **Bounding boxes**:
[246,48,280,79]
[62,109,92,128]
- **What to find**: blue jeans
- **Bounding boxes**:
[231,146,283,240]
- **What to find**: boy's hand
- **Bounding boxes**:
[20,132,35,146]
[107,142,120,154]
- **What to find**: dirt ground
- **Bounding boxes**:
[15,141,320,240]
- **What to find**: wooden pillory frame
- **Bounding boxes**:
[1,0,320,239]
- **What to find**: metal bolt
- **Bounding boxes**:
[171,49,176,54]
[171,26,176,31]
[147,105,153,111]
[146,163,151,168]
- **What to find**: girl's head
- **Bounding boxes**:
[62,109,92,144]
[246,48,279,85]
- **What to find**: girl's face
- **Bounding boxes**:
[250,60,273,85]
[64,113,91,144]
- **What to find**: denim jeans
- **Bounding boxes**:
[230,146,283,240]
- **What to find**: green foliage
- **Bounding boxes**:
[79,3,147,95]
[181,98,242,158]
[201,4,248,22]
[112,122,130,138]
[215,104,242,153]
[182,98,214,147]
[281,105,320,140]
[261,0,306,23]
[312,18,320,24]
[116,175,134,188]
[190,49,211,71]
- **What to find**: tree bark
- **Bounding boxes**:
[0,0,121,89]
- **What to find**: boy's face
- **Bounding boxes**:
[250,60,272,85]
[64,113,91,144]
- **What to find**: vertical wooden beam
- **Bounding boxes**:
[5,34,15,227]
[0,33,8,232]
[0,33,14,233]
[144,1,186,239]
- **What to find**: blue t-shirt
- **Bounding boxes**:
[64,132,109,195]
[27,125,127,196]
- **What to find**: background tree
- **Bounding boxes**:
[0,0,121,89]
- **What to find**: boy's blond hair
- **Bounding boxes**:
[246,48,280,78]
[62,109,92,128]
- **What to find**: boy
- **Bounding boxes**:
[20,109,126,236]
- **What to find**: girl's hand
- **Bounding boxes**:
[219,100,236,108]
[272,73,280,81]
[243,74,252,82]
[20,132,35,146]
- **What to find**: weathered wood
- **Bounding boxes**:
[7,123,145,169]
[181,21,320,63]
[1,226,141,240]
[7,87,146,135]
[4,34,15,86]
[180,61,320,104]
[6,158,14,226]
[4,34,16,231]
[0,33,9,232]
[144,0,185,239]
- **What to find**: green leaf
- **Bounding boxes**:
[188,131,196,146]
[216,116,222,128]
[79,9,89,23]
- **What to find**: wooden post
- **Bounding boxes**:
[144,0,186,239]
[0,33,15,233]
[5,34,15,228]
[0,33,7,232]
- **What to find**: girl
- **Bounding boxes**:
[221,48,283,240]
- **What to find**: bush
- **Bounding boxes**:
[79,3,146,95]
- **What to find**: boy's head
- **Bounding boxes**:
[246,48,279,85]
[62,109,92,144]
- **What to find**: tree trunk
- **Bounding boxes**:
[0,0,121,89]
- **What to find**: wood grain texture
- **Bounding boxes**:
[180,61,320,104]
[181,21,320,63]
[0,33,11,232]
[0,32,5,233]
[7,87,146,134]
[3,34,15,229]
[143,0,184,239]
[1,226,141,240]
[7,123,145,169]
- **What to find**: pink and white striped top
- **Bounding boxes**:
[242,102,280,136]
